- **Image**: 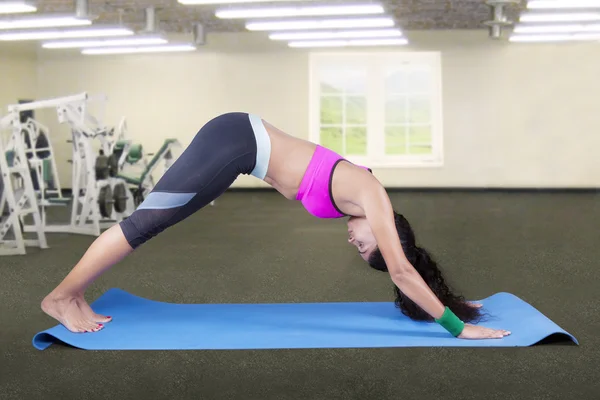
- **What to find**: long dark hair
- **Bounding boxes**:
[368,212,483,323]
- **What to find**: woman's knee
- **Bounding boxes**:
[119,210,169,249]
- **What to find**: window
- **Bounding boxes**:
[309,51,443,167]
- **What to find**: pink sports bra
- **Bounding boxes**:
[295,145,371,219]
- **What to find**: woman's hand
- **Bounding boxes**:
[458,324,511,339]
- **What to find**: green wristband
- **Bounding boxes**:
[435,307,465,337]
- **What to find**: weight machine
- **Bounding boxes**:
[0,112,48,255]
[87,116,185,207]
[4,114,66,209]
[7,93,135,237]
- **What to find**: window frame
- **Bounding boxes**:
[308,51,444,168]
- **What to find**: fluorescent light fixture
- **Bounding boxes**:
[513,23,600,33]
[0,1,36,14]
[216,4,384,19]
[82,44,197,55]
[42,36,168,49]
[246,17,394,31]
[527,0,600,9]
[520,12,600,22]
[509,33,600,42]
[0,27,133,41]
[180,0,301,4]
[0,16,92,30]
[269,28,402,40]
[288,38,408,47]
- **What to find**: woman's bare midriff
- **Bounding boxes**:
[259,120,317,200]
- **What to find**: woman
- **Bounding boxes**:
[41,112,510,340]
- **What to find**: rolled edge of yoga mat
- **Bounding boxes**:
[32,333,59,351]
[32,289,579,351]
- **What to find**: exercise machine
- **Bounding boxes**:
[22,118,65,201]
[55,93,135,236]
[0,113,48,255]
[4,113,67,209]
[8,93,135,237]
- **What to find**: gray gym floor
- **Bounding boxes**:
[1,190,597,399]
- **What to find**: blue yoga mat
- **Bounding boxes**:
[32,288,578,350]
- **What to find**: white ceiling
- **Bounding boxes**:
[28,0,525,34]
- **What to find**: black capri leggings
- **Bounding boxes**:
[119,112,269,249]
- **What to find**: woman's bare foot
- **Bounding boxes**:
[41,293,104,333]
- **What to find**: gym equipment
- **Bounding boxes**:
[8,93,136,236]
[95,150,110,180]
[102,118,130,178]
[117,138,182,206]
[94,183,128,218]
[5,116,66,207]
[32,289,578,351]
[57,95,135,235]
[97,185,113,218]
[117,139,214,207]
[112,182,128,213]
[0,114,48,256]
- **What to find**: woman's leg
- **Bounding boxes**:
[41,112,260,333]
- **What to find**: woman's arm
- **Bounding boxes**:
[357,179,511,339]
[359,183,446,319]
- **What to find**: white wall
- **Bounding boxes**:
[25,31,600,188]
[0,45,37,120]
[423,35,600,188]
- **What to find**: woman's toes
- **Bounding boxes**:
[97,315,112,323]
[88,322,103,332]
[80,320,98,333]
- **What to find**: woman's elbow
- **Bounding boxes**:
[389,263,415,282]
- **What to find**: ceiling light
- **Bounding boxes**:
[0,27,133,41]
[513,23,600,33]
[527,0,600,9]
[520,12,600,22]
[509,32,600,42]
[82,44,197,55]
[0,16,92,29]
[42,36,168,49]
[269,28,402,40]
[0,1,36,14]
[216,4,384,19]
[180,0,302,4]
[288,38,408,48]
[246,17,394,31]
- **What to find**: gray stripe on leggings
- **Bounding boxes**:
[136,192,196,210]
